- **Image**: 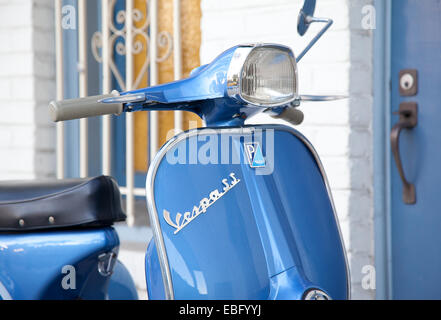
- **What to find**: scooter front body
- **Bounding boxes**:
[145,124,349,300]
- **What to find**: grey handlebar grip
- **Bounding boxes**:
[49,92,123,122]
[271,107,304,125]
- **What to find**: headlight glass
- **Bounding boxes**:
[240,47,297,106]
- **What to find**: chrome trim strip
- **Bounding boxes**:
[145,125,351,300]
[146,148,174,300]
[226,46,253,99]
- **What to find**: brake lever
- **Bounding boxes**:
[98,92,147,104]
[299,95,348,102]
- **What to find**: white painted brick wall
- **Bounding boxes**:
[201,0,375,299]
[0,0,56,180]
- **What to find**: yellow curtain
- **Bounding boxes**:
[134,0,202,172]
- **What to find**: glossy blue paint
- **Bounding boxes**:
[268,267,315,300]
[145,125,348,299]
[127,46,238,104]
[122,46,263,126]
[108,260,139,300]
[0,228,128,299]
[389,0,441,299]
[145,240,166,300]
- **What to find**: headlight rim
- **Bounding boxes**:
[226,43,299,108]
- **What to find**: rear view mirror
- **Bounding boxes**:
[297,0,316,36]
[295,0,333,62]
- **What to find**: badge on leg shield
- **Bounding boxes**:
[244,142,266,168]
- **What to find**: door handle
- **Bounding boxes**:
[390,102,418,204]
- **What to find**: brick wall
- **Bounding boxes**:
[200,0,375,299]
[0,0,56,180]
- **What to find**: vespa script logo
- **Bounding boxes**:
[163,173,241,234]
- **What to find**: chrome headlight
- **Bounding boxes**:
[227,44,298,107]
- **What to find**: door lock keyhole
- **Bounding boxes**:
[399,69,418,96]
[400,73,414,91]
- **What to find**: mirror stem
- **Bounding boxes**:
[296,17,333,63]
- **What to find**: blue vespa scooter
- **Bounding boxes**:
[0,0,349,300]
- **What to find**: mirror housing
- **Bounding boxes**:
[297,0,316,36]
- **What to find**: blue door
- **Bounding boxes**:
[390,0,441,299]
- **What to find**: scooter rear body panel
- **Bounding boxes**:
[0,227,136,300]
[145,124,349,300]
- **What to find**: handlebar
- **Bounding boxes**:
[49,91,123,122]
[49,90,306,126]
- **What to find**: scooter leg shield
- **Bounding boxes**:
[144,125,349,300]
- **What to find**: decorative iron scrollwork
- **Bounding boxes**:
[91,0,173,91]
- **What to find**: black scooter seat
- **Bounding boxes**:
[0,176,126,231]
